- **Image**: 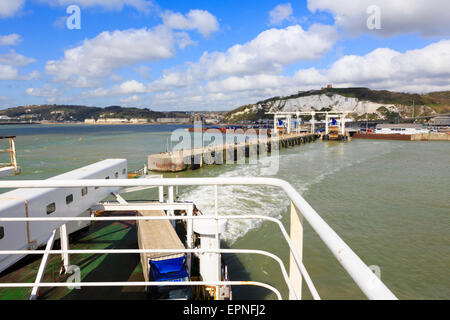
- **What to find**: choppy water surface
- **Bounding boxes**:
[1,124,448,300]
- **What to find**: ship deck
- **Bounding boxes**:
[0,213,148,300]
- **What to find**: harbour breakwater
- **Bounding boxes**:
[148,132,318,172]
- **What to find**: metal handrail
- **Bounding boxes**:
[0,247,293,300]
[0,281,283,300]
[0,177,398,300]
[0,214,316,300]
[0,214,320,299]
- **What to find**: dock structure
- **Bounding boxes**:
[0,136,20,177]
[148,132,318,172]
[353,132,450,141]
[410,133,450,141]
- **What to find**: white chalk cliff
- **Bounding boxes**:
[266,93,396,114]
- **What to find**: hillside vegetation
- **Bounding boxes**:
[0,105,188,122]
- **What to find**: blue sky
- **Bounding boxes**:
[0,0,449,111]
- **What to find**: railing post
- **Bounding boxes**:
[186,205,193,276]
[311,111,316,134]
[168,186,175,227]
[158,186,164,203]
[9,137,17,171]
[214,185,220,299]
[289,202,303,300]
[30,229,57,300]
[59,224,70,274]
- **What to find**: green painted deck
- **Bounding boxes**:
[0,215,148,300]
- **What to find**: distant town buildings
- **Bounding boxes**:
[156,117,191,124]
[190,112,224,125]
[0,104,228,125]
[96,118,128,124]
[84,117,196,124]
[130,118,149,124]
[84,118,149,124]
[429,115,450,126]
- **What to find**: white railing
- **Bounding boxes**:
[0,177,398,300]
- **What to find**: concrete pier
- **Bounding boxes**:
[353,132,450,141]
[148,132,318,172]
[410,133,450,141]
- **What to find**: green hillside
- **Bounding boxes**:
[0,105,188,122]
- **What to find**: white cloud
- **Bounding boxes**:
[0,50,35,66]
[149,39,450,110]
[174,31,196,49]
[206,74,289,93]
[117,80,146,94]
[128,23,337,109]
[0,65,38,81]
[161,9,219,37]
[307,0,450,36]
[165,24,337,84]
[0,0,25,18]
[294,40,450,93]
[82,79,147,97]
[155,91,176,100]
[0,50,37,81]
[25,70,40,80]
[45,25,190,87]
[0,65,20,80]
[134,65,151,80]
[82,87,109,97]
[25,85,60,97]
[120,95,141,103]
[110,74,123,82]
[148,70,196,92]
[293,67,328,85]
[269,3,294,25]
[205,24,336,77]
[0,34,22,46]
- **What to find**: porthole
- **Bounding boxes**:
[81,187,88,196]
[115,172,119,179]
[0,226,4,239]
[122,168,126,175]
[105,176,110,180]
[46,203,56,215]
[66,194,73,205]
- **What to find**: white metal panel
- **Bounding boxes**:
[0,200,28,272]
[0,159,127,273]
